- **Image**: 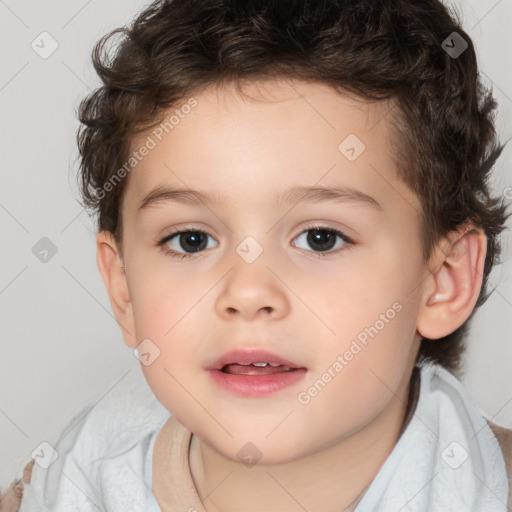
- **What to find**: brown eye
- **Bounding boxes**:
[292,226,354,257]
[159,229,217,259]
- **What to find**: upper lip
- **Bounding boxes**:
[207,349,304,370]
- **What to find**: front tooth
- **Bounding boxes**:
[268,363,280,367]
[252,362,269,367]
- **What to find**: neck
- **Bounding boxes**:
[189,367,420,512]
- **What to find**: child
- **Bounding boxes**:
[3,0,512,510]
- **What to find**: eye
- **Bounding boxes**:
[292,225,354,257]
[157,225,355,261]
[158,229,218,260]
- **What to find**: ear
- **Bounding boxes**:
[96,230,137,348]
[416,222,487,339]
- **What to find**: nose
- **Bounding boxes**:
[214,263,290,321]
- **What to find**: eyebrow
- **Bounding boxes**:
[137,184,383,214]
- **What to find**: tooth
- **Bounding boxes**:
[252,362,269,367]
[282,366,292,371]
[236,362,251,366]
[268,363,280,367]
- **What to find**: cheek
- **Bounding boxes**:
[294,311,417,445]
[127,256,192,336]
[301,255,422,408]
[315,259,416,344]
[127,260,214,357]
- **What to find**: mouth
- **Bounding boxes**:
[220,362,297,375]
[208,348,304,372]
[207,348,307,397]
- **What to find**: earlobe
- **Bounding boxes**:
[417,224,487,340]
[96,231,137,348]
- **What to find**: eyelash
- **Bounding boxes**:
[157,224,356,261]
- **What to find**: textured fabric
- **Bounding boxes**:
[18,368,170,512]
[17,364,510,511]
[488,421,512,508]
[349,364,509,511]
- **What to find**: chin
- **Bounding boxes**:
[210,436,310,467]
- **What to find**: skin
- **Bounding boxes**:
[96,78,487,512]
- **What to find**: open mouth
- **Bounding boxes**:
[221,362,297,375]
[207,349,306,396]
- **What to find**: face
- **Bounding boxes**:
[114,79,429,464]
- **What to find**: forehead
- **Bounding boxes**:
[122,78,419,218]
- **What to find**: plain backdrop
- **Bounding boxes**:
[1,0,511,490]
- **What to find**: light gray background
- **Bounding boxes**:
[1,0,511,490]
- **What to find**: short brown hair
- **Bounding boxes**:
[76,0,510,376]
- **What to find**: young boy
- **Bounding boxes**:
[2,0,512,510]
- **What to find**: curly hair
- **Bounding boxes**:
[76,0,510,376]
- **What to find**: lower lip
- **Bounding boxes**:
[207,368,307,397]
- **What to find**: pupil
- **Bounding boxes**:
[308,229,335,252]
[180,232,207,253]
[177,229,336,254]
